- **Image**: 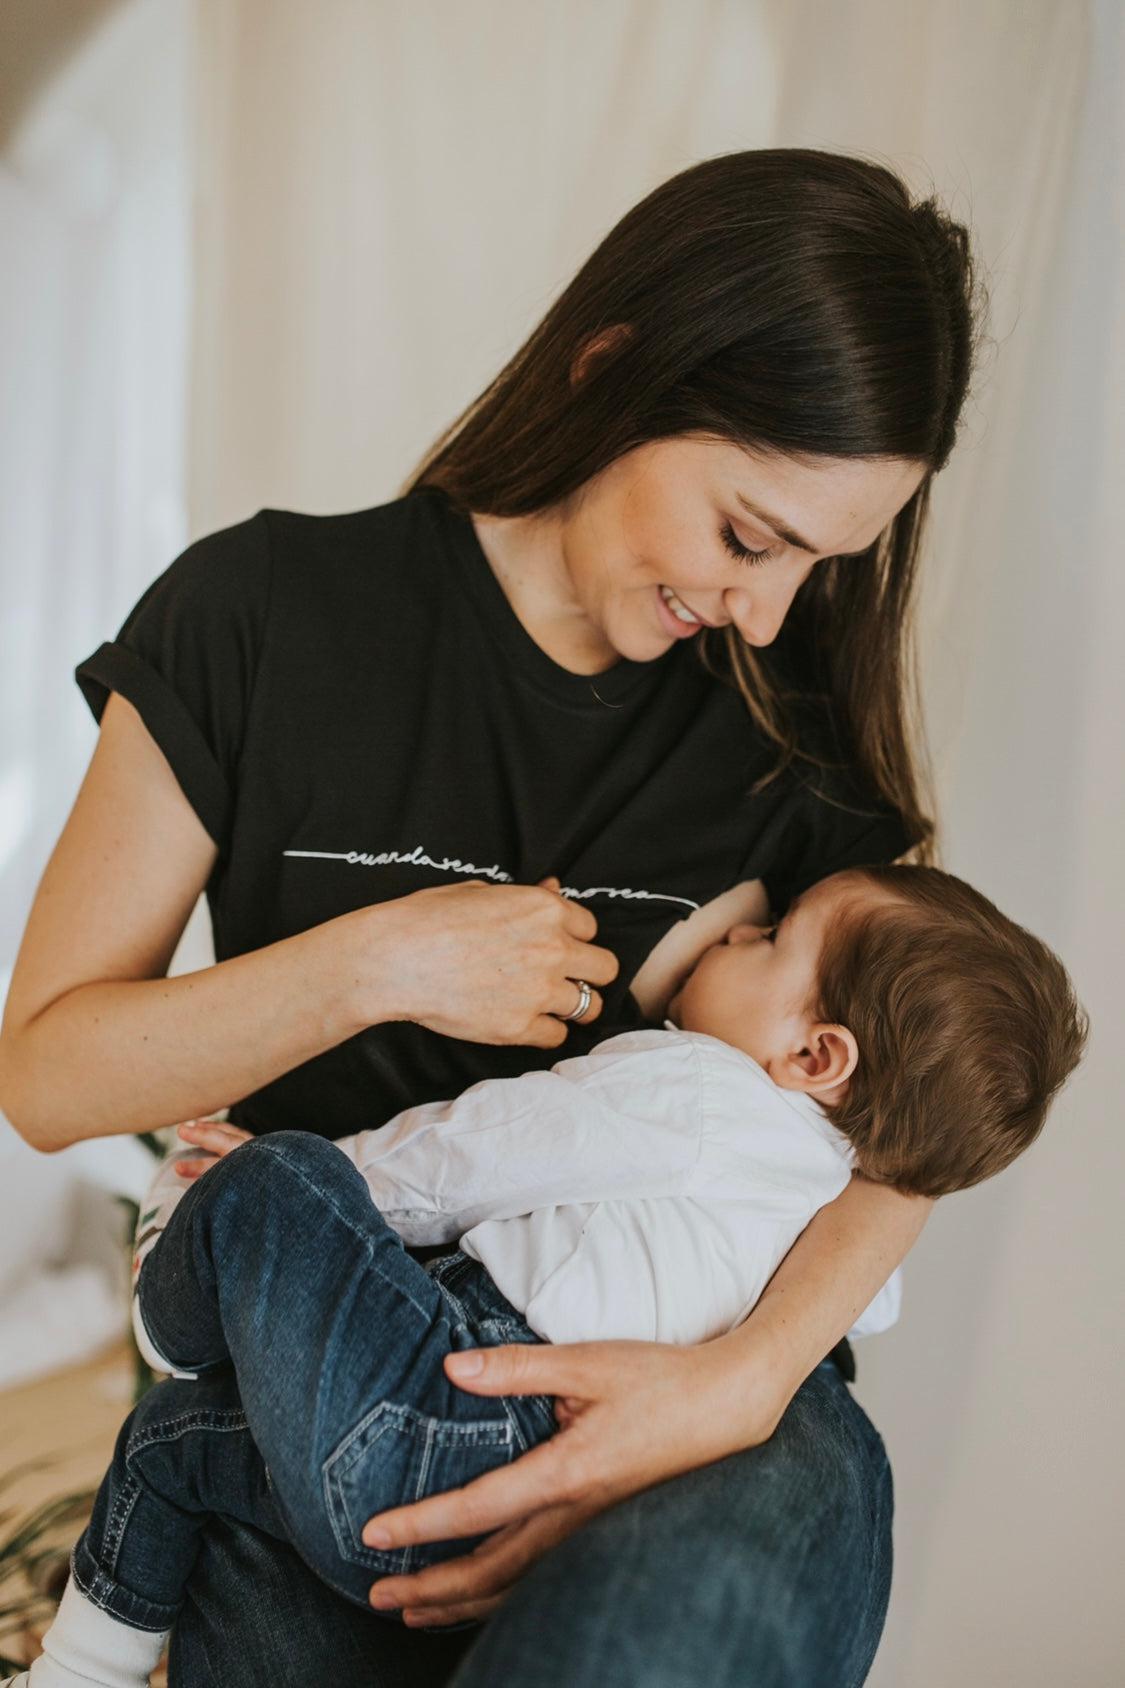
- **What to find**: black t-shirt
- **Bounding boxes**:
[75,486,909,1143]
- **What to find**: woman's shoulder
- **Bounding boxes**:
[70,490,439,859]
[120,489,445,630]
[260,485,449,564]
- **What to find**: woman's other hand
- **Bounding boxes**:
[357,873,619,1049]
[360,1336,778,1629]
[172,1117,253,1177]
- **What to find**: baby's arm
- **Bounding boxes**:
[333,1051,701,1245]
[137,1040,698,1282]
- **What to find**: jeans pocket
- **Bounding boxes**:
[323,1400,515,1576]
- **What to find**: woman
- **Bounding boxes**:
[0,149,984,1685]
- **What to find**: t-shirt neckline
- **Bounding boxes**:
[417,485,682,710]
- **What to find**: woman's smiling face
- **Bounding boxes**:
[542,435,927,665]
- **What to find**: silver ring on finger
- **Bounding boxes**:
[561,978,593,1022]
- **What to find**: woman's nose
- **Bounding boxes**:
[724,569,807,647]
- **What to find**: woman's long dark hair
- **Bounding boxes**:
[400,149,990,856]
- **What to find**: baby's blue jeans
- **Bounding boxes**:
[73,1132,557,1621]
[71,1131,894,1686]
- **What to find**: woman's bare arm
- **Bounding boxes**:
[0,694,404,1150]
[701,1175,933,1436]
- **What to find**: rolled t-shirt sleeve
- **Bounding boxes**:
[74,510,273,855]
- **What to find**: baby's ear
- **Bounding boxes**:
[781,1023,858,1098]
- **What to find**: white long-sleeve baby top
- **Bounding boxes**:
[334,1023,901,1347]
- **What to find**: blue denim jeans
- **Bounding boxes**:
[72,1131,558,1629]
[75,1131,894,1684]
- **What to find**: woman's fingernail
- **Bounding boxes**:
[366,1528,392,1548]
[448,1351,484,1376]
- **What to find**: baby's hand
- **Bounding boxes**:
[173,1117,253,1178]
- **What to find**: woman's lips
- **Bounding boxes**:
[654,584,705,639]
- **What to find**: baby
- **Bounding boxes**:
[9,864,1086,1688]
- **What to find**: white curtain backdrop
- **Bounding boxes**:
[0,0,195,1384]
[1,1,1121,1679]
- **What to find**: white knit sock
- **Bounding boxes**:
[16,1574,169,1688]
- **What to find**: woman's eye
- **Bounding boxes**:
[719,521,778,567]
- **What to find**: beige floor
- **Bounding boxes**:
[0,1340,156,1674]
[2,1338,136,1515]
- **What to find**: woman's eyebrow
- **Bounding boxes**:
[734,493,870,559]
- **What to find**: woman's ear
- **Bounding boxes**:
[780,1023,859,1098]
[569,323,634,388]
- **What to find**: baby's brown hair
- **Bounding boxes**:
[815,866,1088,1197]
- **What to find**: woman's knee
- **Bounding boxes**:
[617,1368,889,1565]
[479,1368,893,1683]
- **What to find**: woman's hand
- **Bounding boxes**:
[357,875,620,1050]
[362,1336,778,1629]
[172,1117,253,1177]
